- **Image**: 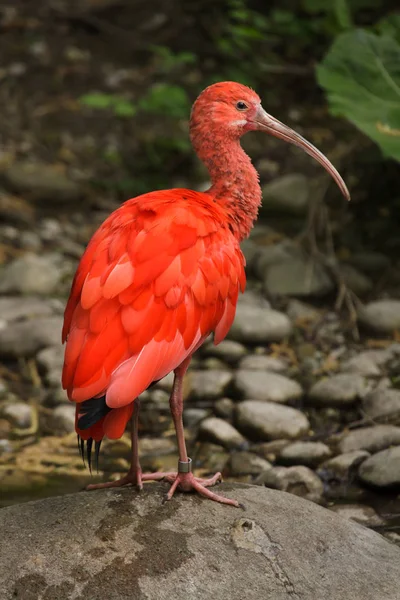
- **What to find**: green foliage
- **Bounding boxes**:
[79,93,136,118]
[150,46,197,73]
[138,84,191,120]
[317,29,400,161]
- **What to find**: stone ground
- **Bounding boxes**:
[1,0,400,553]
[1,484,400,600]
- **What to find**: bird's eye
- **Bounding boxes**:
[236,101,248,111]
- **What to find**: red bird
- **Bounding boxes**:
[62,82,349,507]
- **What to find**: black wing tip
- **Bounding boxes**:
[77,395,111,430]
[78,434,102,474]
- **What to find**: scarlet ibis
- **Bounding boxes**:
[62,81,349,507]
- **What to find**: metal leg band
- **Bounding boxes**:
[178,457,192,473]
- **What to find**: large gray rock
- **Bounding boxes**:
[1,485,399,600]
[234,370,302,403]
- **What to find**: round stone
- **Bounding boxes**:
[358,446,400,488]
[339,425,400,454]
[236,401,309,440]
[308,374,367,406]
[279,441,331,467]
[199,417,247,450]
[234,370,302,403]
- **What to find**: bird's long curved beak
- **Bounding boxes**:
[254,106,350,201]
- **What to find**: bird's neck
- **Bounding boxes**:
[193,135,261,241]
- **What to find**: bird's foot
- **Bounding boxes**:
[86,468,146,491]
[163,467,242,508]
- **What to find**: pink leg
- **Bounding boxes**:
[85,398,175,492]
[163,358,242,508]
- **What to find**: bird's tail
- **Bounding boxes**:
[75,397,134,471]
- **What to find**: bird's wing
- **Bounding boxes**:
[62,189,245,407]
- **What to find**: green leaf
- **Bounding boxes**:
[317,29,400,161]
[79,93,136,118]
[139,84,190,120]
[113,99,137,118]
[376,13,400,44]
[79,93,114,109]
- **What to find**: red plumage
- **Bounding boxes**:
[62,189,245,438]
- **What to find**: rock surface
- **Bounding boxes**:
[1,484,400,600]
[228,304,292,344]
[234,370,303,403]
[358,300,400,334]
[308,374,367,406]
[236,401,309,440]
[358,447,400,488]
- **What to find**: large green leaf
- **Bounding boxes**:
[317,29,400,161]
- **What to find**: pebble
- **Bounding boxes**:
[254,241,295,279]
[36,345,64,387]
[0,297,54,323]
[358,446,400,488]
[44,404,76,435]
[256,465,323,503]
[0,402,34,429]
[279,441,331,467]
[195,442,230,474]
[183,408,209,429]
[340,352,382,376]
[188,370,233,400]
[229,451,271,476]
[199,417,246,449]
[44,386,69,407]
[228,298,291,344]
[0,316,64,357]
[358,300,400,334]
[251,439,290,461]
[261,173,310,215]
[263,255,334,297]
[154,371,174,393]
[362,388,400,419]
[214,397,235,419]
[3,161,82,204]
[234,370,302,403]
[238,354,287,372]
[308,373,367,406]
[236,401,309,440]
[330,504,385,527]
[203,340,247,364]
[319,451,370,479]
[339,425,400,454]
[286,299,321,323]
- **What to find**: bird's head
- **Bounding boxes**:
[191,81,350,201]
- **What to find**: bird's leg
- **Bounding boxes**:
[164,358,241,508]
[86,399,149,491]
